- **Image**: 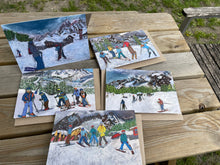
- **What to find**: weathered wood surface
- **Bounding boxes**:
[183,7,220,18]
[0,30,189,66]
[2,110,220,164]
[143,109,220,163]
[189,44,220,101]
[0,12,178,38]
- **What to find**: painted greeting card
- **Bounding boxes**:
[90,30,165,70]
[105,69,182,116]
[1,14,90,73]
[46,110,143,165]
[14,69,101,125]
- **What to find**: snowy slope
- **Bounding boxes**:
[14,89,96,118]
[96,42,159,70]
[46,136,142,165]
[106,91,181,114]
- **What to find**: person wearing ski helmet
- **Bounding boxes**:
[28,40,45,70]
[89,125,98,146]
[115,46,128,59]
[20,87,35,118]
[65,125,72,145]
[141,42,157,58]
[80,88,89,107]
[100,51,111,65]
[39,91,49,110]
[54,88,65,108]
[78,127,90,146]
[119,130,134,154]
[73,87,80,105]
[122,40,137,60]
[97,122,108,146]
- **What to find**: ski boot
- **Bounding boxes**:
[29,113,36,117]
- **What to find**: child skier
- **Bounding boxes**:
[16,49,22,57]
[54,89,65,108]
[78,128,90,146]
[141,43,157,57]
[73,88,80,105]
[19,87,36,118]
[63,93,71,109]
[120,99,127,110]
[55,44,67,61]
[122,41,137,60]
[118,130,134,154]
[158,98,165,111]
[97,122,108,146]
[100,52,111,65]
[116,46,129,60]
[107,46,116,58]
[89,125,98,146]
[39,91,49,110]
[28,40,45,70]
[80,89,89,107]
[65,125,72,145]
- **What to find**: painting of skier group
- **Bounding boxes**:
[106,69,181,114]
[1,14,90,73]
[14,69,96,118]
[47,110,142,165]
[89,30,160,70]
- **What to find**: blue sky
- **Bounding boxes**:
[1,14,86,35]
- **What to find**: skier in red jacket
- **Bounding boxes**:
[122,41,137,60]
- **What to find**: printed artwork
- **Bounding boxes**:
[47,110,142,165]
[14,69,96,118]
[106,69,181,114]
[1,14,90,73]
[89,30,160,70]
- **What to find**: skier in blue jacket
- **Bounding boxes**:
[39,91,49,110]
[20,87,36,118]
[116,46,128,59]
[73,88,80,105]
[89,125,98,146]
[54,89,65,108]
[119,130,134,154]
[28,41,45,70]
[65,125,72,145]
[141,43,157,57]
[100,52,111,65]
[78,128,90,146]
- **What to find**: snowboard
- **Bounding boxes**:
[116,149,126,153]
[158,109,168,113]
[77,142,86,147]
[24,67,36,72]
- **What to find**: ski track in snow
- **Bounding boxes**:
[14,89,96,118]
[106,91,181,114]
[96,43,159,70]
[46,136,142,165]
[9,39,90,73]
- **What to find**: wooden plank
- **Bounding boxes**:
[175,78,220,114]
[139,52,204,80]
[183,7,220,18]
[0,12,178,38]
[143,109,220,163]
[205,44,220,69]
[0,133,50,164]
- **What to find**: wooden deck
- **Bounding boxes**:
[0,11,219,164]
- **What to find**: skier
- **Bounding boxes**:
[107,46,117,58]
[118,130,134,154]
[28,40,45,70]
[132,95,136,103]
[39,91,49,110]
[89,125,98,146]
[97,122,108,146]
[55,44,67,61]
[73,88,80,105]
[19,87,36,118]
[65,125,72,145]
[51,130,58,142]
[141,43,157,57]
[100,52,111,65]
[137,92,143,102]
[63,93,71,109]
[78,128,90,146]
[158,98,165,111]
[120,99,127,110]
[122,40,137,60]
[16,49,22,57]
[115,46,129,60]
[80,89,89,107]
[54,89,65,108]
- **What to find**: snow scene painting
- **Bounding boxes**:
[14,69,96,119]
[46,110,142,165]
[106,69,182,114]
[89,30,160,70]
[1,14,90,73]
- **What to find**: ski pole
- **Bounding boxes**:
[33,99,39,113]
